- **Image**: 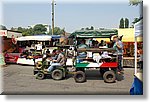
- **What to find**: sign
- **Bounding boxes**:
[7,31,22,38]
[0,30,22,38]
[0,30,7,36]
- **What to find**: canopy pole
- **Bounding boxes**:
[134,37,137,74]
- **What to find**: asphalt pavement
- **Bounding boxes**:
[1,64,134,95]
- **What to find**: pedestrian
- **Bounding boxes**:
[113,35,124,74]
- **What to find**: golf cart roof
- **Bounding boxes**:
[70,29,118,38]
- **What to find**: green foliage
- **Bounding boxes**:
[90,26,94,30]
[1,24,65,36]
[81,28,84,30]
[15,24,47,36]
[0,25,7,30]
[16,27,32,36]
[33,24,47,35]
[125,18,129,28]
[48,27,65,35]
[129,0,143,6]
[53,27,63,35]
[132,18,141,24]
[85,27,90,30]
[119,18,124,28]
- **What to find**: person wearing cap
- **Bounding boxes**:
[113,35,124,74]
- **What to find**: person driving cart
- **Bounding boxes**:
[47,49,66,72]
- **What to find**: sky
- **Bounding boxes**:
[1,0,140,33]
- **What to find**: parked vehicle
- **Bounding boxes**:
[69,29,121,83]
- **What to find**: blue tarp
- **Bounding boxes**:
[51,35,61,39]
[34,34,61,39]
[130,76,143,95]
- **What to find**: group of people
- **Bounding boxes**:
[77,35,124,74]
[42,35,124,74]
[88,39,107,48]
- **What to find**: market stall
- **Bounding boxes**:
[5,35,61,65]
[130,19,143,95]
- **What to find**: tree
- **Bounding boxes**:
[11,27,15,31]
[22,28,34,36]
[119,18,124,28]
[33,24,47,35]
[125,18,129,28]
[13,25,64,36]
[15,27,33,36]
[0,25,7,30]
[130,17,141,28]
[129,0,143,6]
[17,27,23,31]
[81,28,84,30]
[53,27,64,35]
[85,27,90,30]
[48,27,65,35]
[132,18,140,24]
[90,26,94,30]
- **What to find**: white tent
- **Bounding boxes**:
[129,19,143,95]
[16,35,52,41]
[134,19,143,75]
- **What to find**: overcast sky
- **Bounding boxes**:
[1,0,140,33]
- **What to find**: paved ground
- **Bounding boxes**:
[1,64,134,95]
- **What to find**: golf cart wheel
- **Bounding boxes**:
[74,71,86,83]
[51,69,63,80]
[103,70,116,83]
[36,72,45,80]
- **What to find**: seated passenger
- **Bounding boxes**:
[42,49,57,62]
[77,39,88,58]
[99,40,108,48]
[88,38,93,47]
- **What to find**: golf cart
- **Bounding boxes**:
[33,48,68,80]
[70,29,120,83]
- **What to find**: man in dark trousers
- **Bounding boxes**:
[113,35,124,74]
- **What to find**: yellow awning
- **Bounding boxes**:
[96,28,142,42]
